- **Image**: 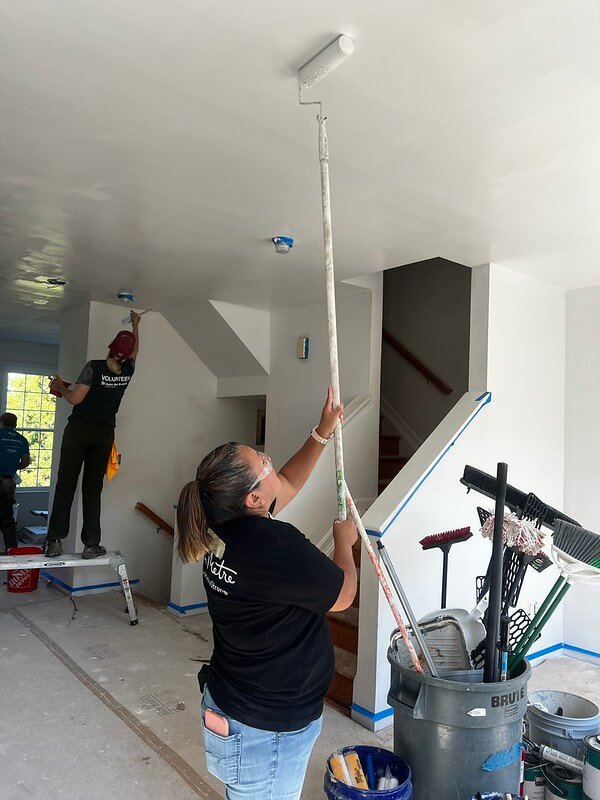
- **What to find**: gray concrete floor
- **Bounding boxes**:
[1,581,598,800]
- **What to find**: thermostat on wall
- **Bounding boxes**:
[297,337,309,359]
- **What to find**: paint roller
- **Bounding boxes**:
[298,36,423,673]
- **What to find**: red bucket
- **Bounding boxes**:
[7,546,44,593]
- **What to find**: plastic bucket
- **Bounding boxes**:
[324,746,412,799]
[388,649,531,800]
[545,764,583,800]
[583,734,600,800]
[527,691,600,759]
[6,546,43,593]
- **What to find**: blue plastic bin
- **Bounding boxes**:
[324,745,412,799]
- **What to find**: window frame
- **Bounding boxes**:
[0,361,57,493]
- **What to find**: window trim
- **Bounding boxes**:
[1,360,58,492]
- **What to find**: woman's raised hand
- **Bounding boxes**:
[316,385,344,440]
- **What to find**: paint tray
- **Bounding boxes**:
[391,616,472,674]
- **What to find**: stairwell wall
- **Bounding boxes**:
[353,264,567,730]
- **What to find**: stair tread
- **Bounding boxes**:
[379,454,409,462]
[333,646,357,679]
[327,604,358,628]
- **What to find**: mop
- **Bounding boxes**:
[298,36,422,674]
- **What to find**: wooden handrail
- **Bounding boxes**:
[135,502,174,537]
[382,328,452,395]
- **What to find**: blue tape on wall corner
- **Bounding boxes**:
[350,702,394,722]
[167,601,208,614]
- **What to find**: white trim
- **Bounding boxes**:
[380,395,423,451]
[342,394,371,427]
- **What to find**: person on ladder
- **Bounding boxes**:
[45,311,141,559]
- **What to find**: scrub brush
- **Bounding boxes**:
[420,527,472,609]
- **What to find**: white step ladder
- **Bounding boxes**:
[0,551,138,625]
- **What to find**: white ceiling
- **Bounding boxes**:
[2,0,600,342]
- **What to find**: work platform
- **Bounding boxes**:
[0,551,138,625]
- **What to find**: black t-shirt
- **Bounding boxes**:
[205,513,344,732]
[70,359,135,427]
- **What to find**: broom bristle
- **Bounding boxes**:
[420,527,472,550]
[553,521,600,566]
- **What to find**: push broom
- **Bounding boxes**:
[299,36,423,674]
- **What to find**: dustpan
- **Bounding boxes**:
[391,615,472,675]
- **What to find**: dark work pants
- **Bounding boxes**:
[48,418,114,546]
[0,476,17,552]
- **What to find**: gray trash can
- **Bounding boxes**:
[388,646,531,800]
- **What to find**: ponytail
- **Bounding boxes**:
[106,356,122,375]
[176,442,256,564]
[177,480,215,563]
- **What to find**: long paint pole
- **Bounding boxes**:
[316,110,422,673]
[345,487,423,673]
[319,113,346,521]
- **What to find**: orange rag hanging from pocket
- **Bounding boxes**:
[106,442,120,482]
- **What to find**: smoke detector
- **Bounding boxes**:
[272,236,294,254]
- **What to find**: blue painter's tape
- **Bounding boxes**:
[40,571,139,594]
[41,571,72,592]
[378,392,492,537]
[525,642,563,661]
[72,579,140,593]
[350,702,394,722]
[167,601,208,614]
[482,743,522,772]
[563,642,600,659]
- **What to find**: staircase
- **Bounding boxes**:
[325,427,412,712]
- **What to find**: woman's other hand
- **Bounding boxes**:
[316,385,344,440]
[332,517,358,549]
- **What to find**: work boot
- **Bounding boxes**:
[45,539,63,557]
[82,544,107,560]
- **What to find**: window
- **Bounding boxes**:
[5,372,56,489]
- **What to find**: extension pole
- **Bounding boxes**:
[315,111,422,674]
[319,113,346,521]
[345,489,423,673]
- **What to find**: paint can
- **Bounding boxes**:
[523,752,546,800]
[583,735,600,800]
[544,765,582,800]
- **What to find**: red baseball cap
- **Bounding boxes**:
[108,330,136,360]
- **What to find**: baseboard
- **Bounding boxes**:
[166,600,208,617]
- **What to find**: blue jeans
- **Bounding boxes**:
[201,687,322,800]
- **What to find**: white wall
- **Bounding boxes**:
[381,258,471,441]
[170,279,383,614]
[353,264,567,729]
[564,287,600,657]
[47,302,262,602]
[0,337,59,523]
[267,281,380,543]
